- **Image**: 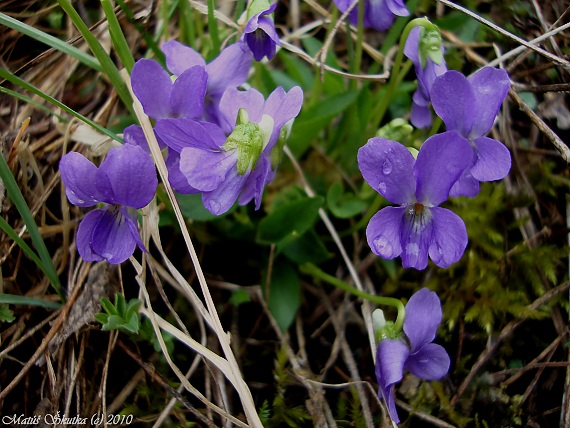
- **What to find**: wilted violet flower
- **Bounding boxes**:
[404,26,447,128]
[358,134,472,269]
[242,1,280,61]
[431,67,511,197]
[333,0,409,31]
[59,144,158,264]
[375,288,450,424]
[155,86,303,215]
[162,40,253,124]
[131,59,207,121]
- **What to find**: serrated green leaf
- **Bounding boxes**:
[94,313,109,324]
[257,196,323,245]
[99,297,118,316]
[115,294,126,316]
[0,304,15,323]
[101,314,125,331]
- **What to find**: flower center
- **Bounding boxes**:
[414,202,424,214]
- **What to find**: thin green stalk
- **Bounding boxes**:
[0,67,122,143]
[0,156,64,302]
[370,17,434,132]
[0,12,102,73]
[101,0,135,73]
[301,262,405,332]
[0,293,62,310]
[207,0,221,59]
[57,0,134,116]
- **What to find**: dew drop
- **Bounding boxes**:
[374,237,392,255]
[382,159,393,175]
[378,182,387,193]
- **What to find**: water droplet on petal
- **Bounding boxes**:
[374,237,392,255]
[405,243,419,256]
[378,182,387,193]
[382,159,393,175]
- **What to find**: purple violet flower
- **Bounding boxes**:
[59,144,158,264]
[404,26,447,129]
[131,59,207,121]
[430,67,511,197]
[162,41,253,124]
[375,288,450,424]
[333,0,409,32]
[358,134,473,269]
[242,2,280,61]
[155,86,303,215]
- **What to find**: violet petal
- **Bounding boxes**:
[376,339,409,423]
[385,0,409,16]
[468,67,510,137]
[366,206,405,260]
[206,42,253,97]
[131,59,173,120]
[449,169,480,198]
[165,152,199,195]
[90,209,137,264]
[471,136,511,182]
[263,86,303,148]
[219,87,266,132]
[202,170,250,215]
[414,131,473,206]
[403,288,442,352]
[162,40,206,76]
[427,207,468,268]
[76,209,106,262]
[155,118,223,153]
[96,144,157,209]
[59,152,101,207]
[399,207,433,270]
[406,343,450,381]
[179,146,237,192]
[357,137,416,205]
[170,65,208,118]
[431,70,476,136]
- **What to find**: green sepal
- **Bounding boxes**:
[223,109,266,175]
[418,25,444,68]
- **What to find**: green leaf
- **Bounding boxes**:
[288,91,358,157]
[280,229,331,264]
[99,297,118,316]
[230,289,251,307]
[257,196,323,245]
[267,260,301,332]
[326,182,368,219]
[0,304,15,323]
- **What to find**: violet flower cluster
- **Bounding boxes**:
[375,288,450,424]
[128,39,302,216]
[359,23,511,271]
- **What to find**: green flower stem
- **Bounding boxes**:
[301,263,405,332]
[370,17,438,133]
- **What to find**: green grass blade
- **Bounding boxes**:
[207,0,221,59]
[0,12,102,73]
[101,0,135,73]
[0,155,64,301]
[0,294,62,310]
[0,67,121,143]
[56,0,134,116]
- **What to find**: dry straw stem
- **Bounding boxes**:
[123,71,262,427]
